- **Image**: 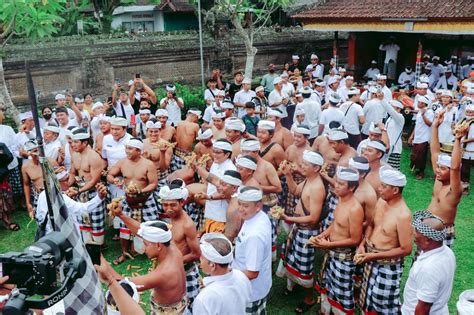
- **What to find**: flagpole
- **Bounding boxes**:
[25,60,56,230]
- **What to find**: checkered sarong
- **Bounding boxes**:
[183,201,203,230]
[387,153,401,170]
[77,189,106,245]
[119,193,159,239]
[317,248,356,313]
[246,296,267,315]
[320,191,338,232]
[262,204,278,253]
[444,224,455,248]
[171,147,192,173]
[283,174,305,216]
[8,166,23,196]
[153,169,169,216]
[185,263,201,308]
[278,226,318,288]
[278,176,288,207]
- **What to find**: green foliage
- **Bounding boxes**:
[0,0,66,42]
[58,0,101,36]
[154,82,205,114]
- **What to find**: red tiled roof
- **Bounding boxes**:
[293,0,474,21]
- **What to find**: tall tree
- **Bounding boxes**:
[0,0,66,125]
[200,0,294,79]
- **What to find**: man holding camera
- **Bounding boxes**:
[160,84,184,127]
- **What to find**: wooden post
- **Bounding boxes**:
[348,33,356,71]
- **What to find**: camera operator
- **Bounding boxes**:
[160,84,184,127]
[0,276,14,310]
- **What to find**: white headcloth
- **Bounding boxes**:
[200,233,234,264]
[236,186,262,202]
[126,138,144,151]
[137,221,172,243]
[379,165,407,187]
[303,150,324,166]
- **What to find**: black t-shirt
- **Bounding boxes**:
[132,99,157,115]
[288,63,301,73]
[228,83,242,100]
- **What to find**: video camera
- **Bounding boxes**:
[0,232,86,315]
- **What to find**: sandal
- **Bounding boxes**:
[295,301,316,314]
[113,254,127,265]
[8,223,20,231]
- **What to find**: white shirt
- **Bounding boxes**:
[160,97,184,126]
[402,245,455,315]
[320,107,344,134]
[113,101,134,127]
[430,64,445,81]
[381,85,393,102]
[305,63,324,79]
[310,90,323,105]
[14,129,40,159]
[339,101,364,135]
[204,159,236,222]
[232,210,272,302]
[53,108,76,121]
[435,75,458,91]
[44,139,62,161]
[101,133,132,166]
[463,120,474,159]
[381,100,405,155]
[234,89,256,118]
[64,142,73,171]
[0,125,19,170]
[294,99,320,139]
[204,88,219,102]
[379,44,400,63]
[35,190,103,235]
[398,71,416,88]
[413,110,434,144]
[361,99,386,135]
[193,270,252,315]
[203,103,220,123]
[364,68,380,81]
[268,89,289,118]
[337,86,352,102]
[58,120,79,146]
[281,82,295,98]
[462,64,474,79]
[436,106,458,144]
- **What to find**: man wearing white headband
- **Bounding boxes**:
[235,155,259,187]
[339,89,365,149]
[232,186,272,314]
[43,123,62,161]
[362,139,387,193]
[398,66,416,89]
[195,139,236,233]
[21,140,59,220]
[133,108,151,140]
[436,90,458,144]
[336,75,354,102]
[358,122,389,157]
[295,87,320,143]
[266,108,293,150]
[107,137,160,265]
[319,94,345,135]
[268,76,290,119]
[256,120,286,170]
[401,211,455,315]
[379,96,405,170]
[240,138,282,259]
[426,111,464,247]
[408,94,434,180]
[311,167,364,315]
[363,61,380,82]
[234,78,256,118]
[68,127,107,245]
[277,150,326,312]
[375,72,393,102]
[98,215,189,314]
[171,108,200,173]
[460,104,474,192]
[224,117,246,159]
[93,114,112,153]
[357,165,412,314]
[306,53,324,80]
[210,110,226,139]
[194,233,252,315]
[194,128,214,167]
[159,84,184,126]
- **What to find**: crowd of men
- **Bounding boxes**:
[0,51,474,314]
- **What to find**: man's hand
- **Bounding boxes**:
[408,135,414,146]
[94,255,117,284]
[96,183,108,200]
[0,276,15,296]
[433,111,444,128]
[354,252,375,264]
[111,201,124,217]
[312,237,331,249]
[27,203,34,217]
[113,178,123,187]
[376,121,385,130]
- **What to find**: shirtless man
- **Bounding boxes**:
[327,129,357,167]
[67,128,107,245]
[357,166,412,314]
[157,179,202,308]
[312,121,342,165]
[194,128,214,161]
[240,138,282,259]
[224,156,261,241]
[312,167,364,315]
[107,138,159,265]
[283,125,312,230]
[171,109,201,172]
[22,140,58,219]
[267,108,293,150]
[100,218,188,314]
[427,111,463,247]
[143,120,173,189]
[257,120,285,169]
[210,111,226,139]
[94,115,111,154]
[362,139,387,194]
[225,117,246,159]
[155,109,176,142]
[277,150,326,313]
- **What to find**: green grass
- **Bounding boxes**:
[1,148,473,314]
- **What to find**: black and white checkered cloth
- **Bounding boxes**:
[185,263,201,310]
[445,224,455,248]
[119,193,160,239]
[170,149,188,173]
[387,153,401,170]
[77,189,106,245]
[320,191,338,233]
[323,250,356,312]
[246,296,267,315]
[8,166,23,196]
[279,226,318,288]
[262,205,278,254]
[42,162,104,314]
[152,170,169,216]
[277,176,288,208]
[360,261,403,313]
[183,201,203,230]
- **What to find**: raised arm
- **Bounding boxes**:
[430,111,443,171]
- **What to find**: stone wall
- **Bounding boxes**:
[3,28,348,107]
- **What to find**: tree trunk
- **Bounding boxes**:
[230,13,258,80]
[244,46,257,80]
[0,57,20,126]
